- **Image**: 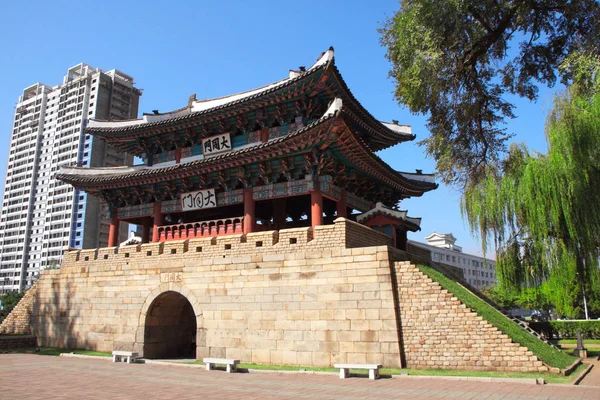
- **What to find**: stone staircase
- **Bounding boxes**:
[403,254,561,351]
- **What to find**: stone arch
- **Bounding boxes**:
[134,282,205,359]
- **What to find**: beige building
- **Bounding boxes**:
[409,232,497,289]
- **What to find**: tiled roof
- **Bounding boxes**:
[357,202,422,232]
[57,99,436,197]
[85,48,414,152]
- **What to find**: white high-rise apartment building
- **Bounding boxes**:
[0,64,140,293]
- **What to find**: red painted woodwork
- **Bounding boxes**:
[336,190,347,218]
[142,217,151,243]
[361,215,402,227]
[108,213,120,247]
[397,229,407,251]
[158,217,244,241]
[243,188,255,234]
[152,202,163,242]
[175,148,182,164]
[259,129,269,142]
[311,189,323,231]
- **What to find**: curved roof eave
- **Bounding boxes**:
[87,48,336,134]
[86,48,414,153]
[356,202,422,232]
[59,99,433,197]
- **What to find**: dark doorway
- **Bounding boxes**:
[144,291,197,359]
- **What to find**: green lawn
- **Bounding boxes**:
[559,339,600,345]
[183,361,587,384]
[417,265,577,370]
[1,347,111,357]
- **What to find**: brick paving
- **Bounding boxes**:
[2,354,600,399]
[580,358,600,387]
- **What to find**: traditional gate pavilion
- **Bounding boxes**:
[4,49,551,372]
[57,48,436,247]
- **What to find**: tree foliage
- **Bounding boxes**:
[0,291,23,322]
[461,77,600,318]
[380,0,600,185]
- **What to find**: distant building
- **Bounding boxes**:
[408,232,497,289]
[0,64,141,293]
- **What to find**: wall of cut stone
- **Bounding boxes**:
[0,282,39,335]
[0,218,548,372]
[0,335,37,349]
[3,219,403,367]
[395,261,546,372]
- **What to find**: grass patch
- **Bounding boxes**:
[1,347,111,357]
[417,264,577,370]
[386,364,588,384]
[183,361,587,384]
[559,339,600,345]
[183,361,335,372]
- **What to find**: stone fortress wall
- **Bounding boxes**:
[1,218,546,372]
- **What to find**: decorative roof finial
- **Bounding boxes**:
[188,93,197,108]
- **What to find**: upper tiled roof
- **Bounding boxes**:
[57,98,437,197]
[87,49,335,132]
[86,48,414,152]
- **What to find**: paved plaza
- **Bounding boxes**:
[2,354,600,399]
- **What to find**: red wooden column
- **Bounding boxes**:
[336,190,347,218]
[175,148,182,164]
[310,185,323,232]
[243,188,255,234]
[141,217,151,243]
[108,211,120,247]
[152,202,163,242]
[397,229,408,251]
[273,198,286,229]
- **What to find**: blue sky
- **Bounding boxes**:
[0,0,556,255]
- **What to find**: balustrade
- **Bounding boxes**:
[157,217,244,241]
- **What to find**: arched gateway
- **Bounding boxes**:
[143,291,197,359]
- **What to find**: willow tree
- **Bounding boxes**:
[462,74,600,318]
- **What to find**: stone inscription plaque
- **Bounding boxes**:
[160,272,183,283]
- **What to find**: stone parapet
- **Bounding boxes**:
[60,218,390,271]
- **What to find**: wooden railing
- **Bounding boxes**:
[157,217,244,241]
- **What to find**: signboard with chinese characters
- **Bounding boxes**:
[202,133,232,156]
[180,188,217,211]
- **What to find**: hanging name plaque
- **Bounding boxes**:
[202,133,232,156]
[181,189,217,211]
